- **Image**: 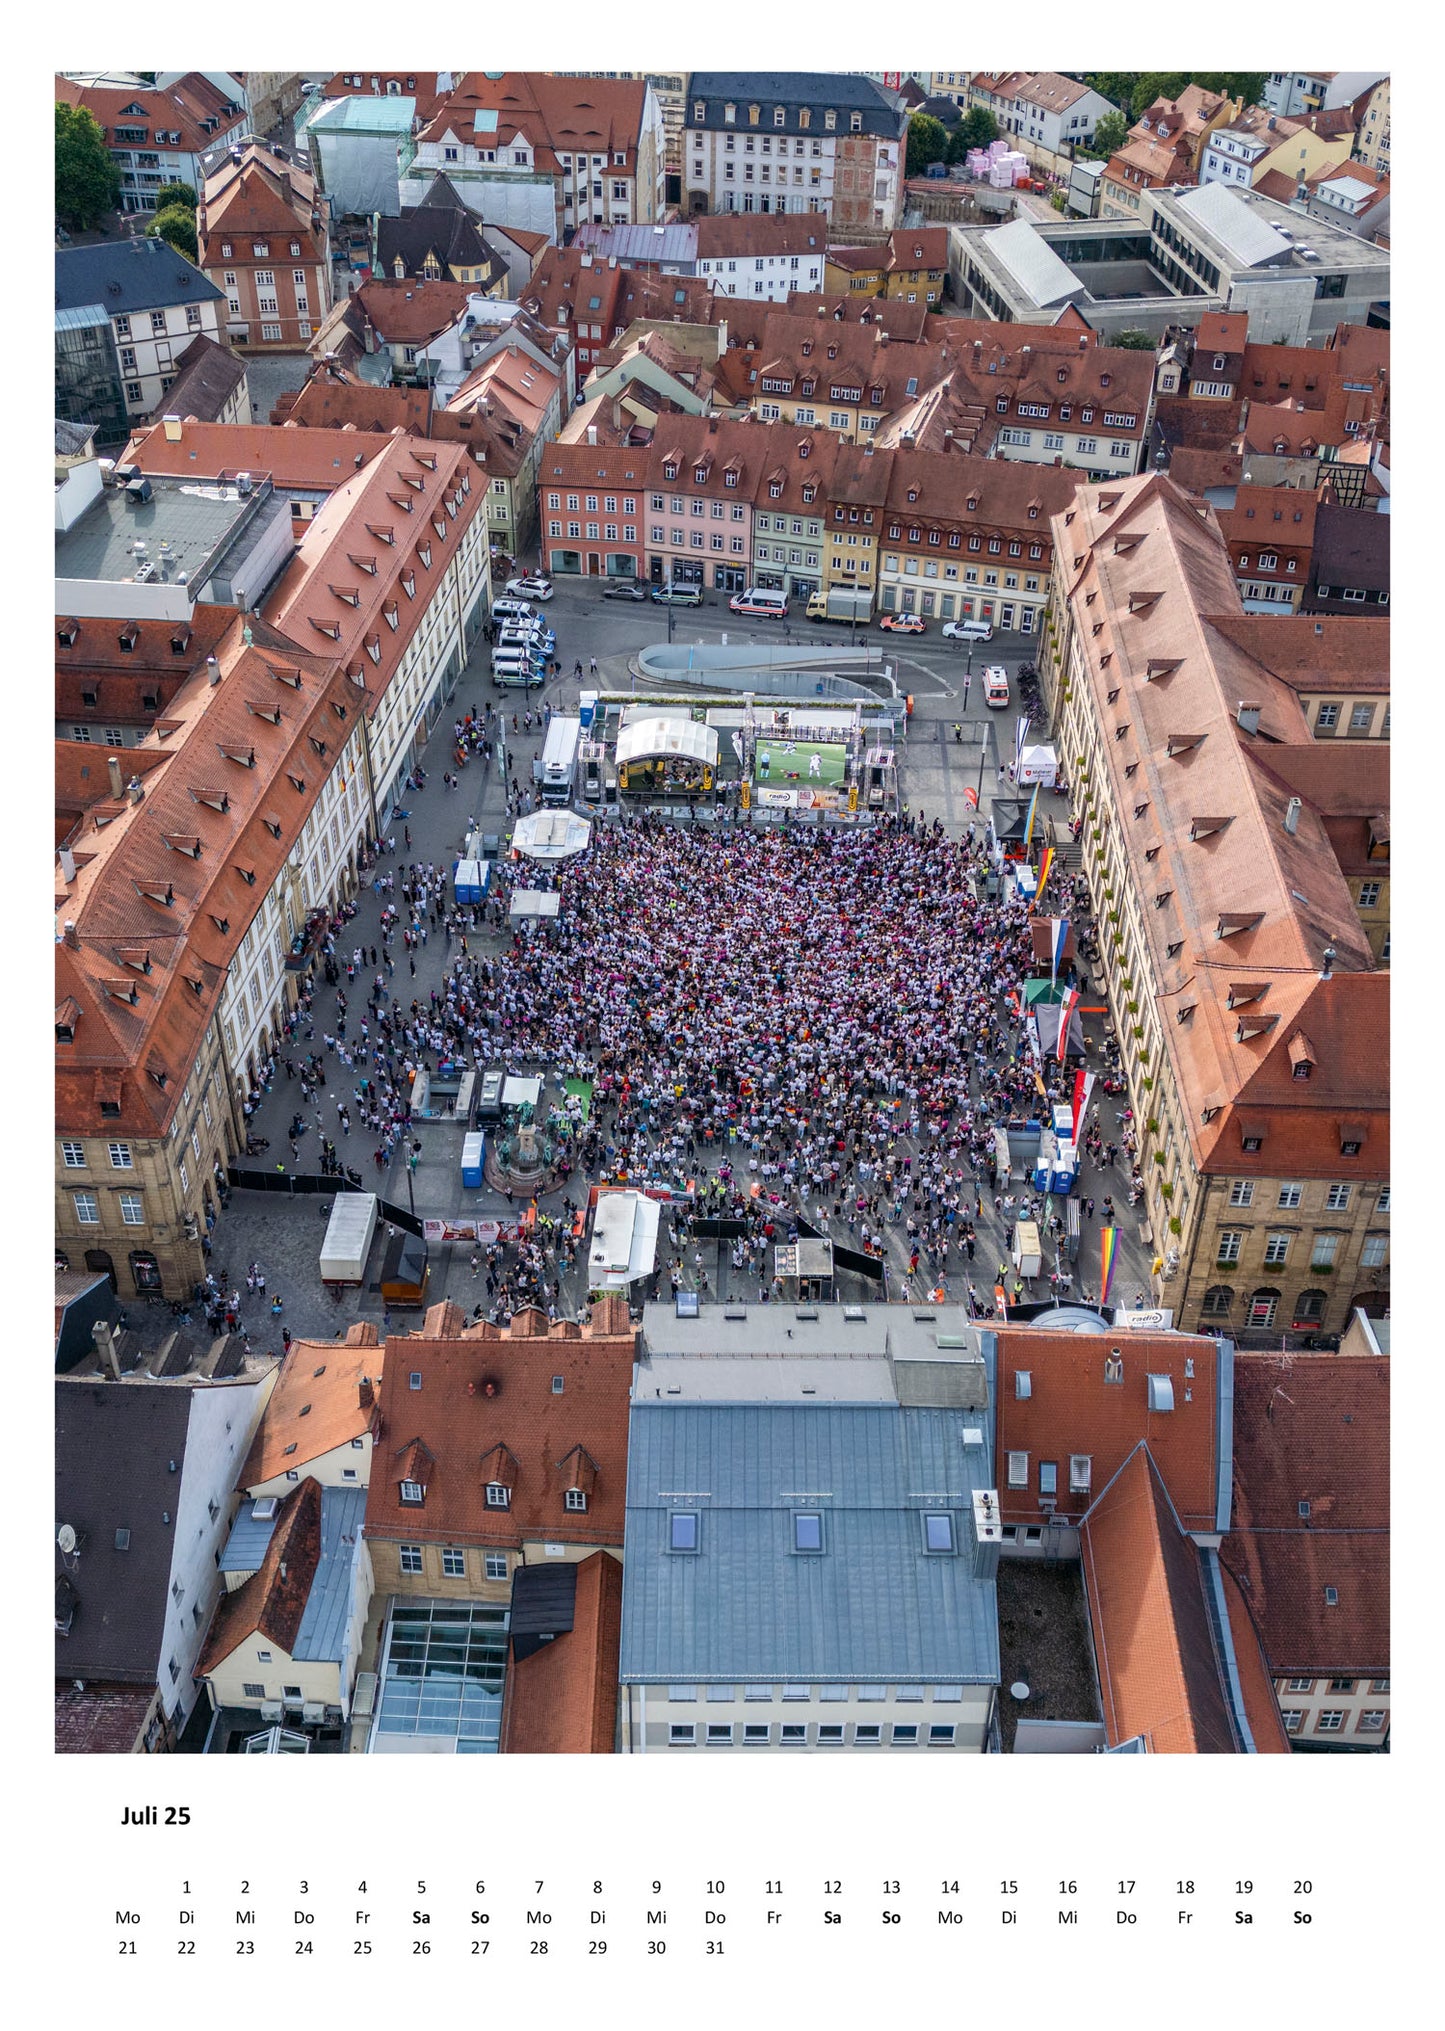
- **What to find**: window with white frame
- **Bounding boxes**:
[441,1547,465,1578]
[61,1141,86,1168]
[399,1545,422,1574]
[118,1193,145,1225]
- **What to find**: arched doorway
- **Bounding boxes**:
[84,1248,117,1293]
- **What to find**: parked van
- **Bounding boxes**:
[983,664,1010,708]
[491,597,538,624]
[491,653,545,688]
[942,616,994,643]
[729,588,789,619]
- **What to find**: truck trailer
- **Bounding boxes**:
[540,714,582,805]
[806,586,873,626]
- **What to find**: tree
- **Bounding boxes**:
[1084,74,1141,113]
[1091,111,1129,158]
[155,180,197,213]
[906,113,949,178]
[1109,329,1156,350]
[1130,73,1190,118]
[149,205,198,261]
[958,106,999,151]
[55,101,120,229]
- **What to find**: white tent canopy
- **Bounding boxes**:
[511,810,593,860]
[588,1190,661,1289]
[614,716,719,769]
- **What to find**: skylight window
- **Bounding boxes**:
[670,1511,699,1552]
[793,1512,823,1553]
[922,1513,955,1554]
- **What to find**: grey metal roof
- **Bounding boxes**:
[56,239,223,317]
[575,221,698,266]
[640,1299,979,1363]
[687,73,905,138]
[55,417,98,456]
[220,1500,277,1573]
[635,1356,898,1403]
[985,218,1082,308]
[292,1486,367,1662]
[1177,182,1294,269]
[620,1402,999,1684]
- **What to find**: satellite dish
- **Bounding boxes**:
[57,1525,78,1555]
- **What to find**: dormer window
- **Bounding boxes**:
[485,1482,510,1509]
[564,1488,588,1513]
[399,1479,425,1505]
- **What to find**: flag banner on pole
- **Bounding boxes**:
[1037,845,1054,894]
[1071,1068,1095,1146]
[1057,985,1079,1063]
[1050,915,1069,983]
[1014,714,1031,773]
[1100,1224,1119,1306]
[1024,781,1041,849]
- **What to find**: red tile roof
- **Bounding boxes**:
[993,1326,1222,1531]
[1201,613,1390,695]
[1081,1445,1240,1753]
[695,212,825,261]
[55,617,359,1140]
[54,1681,158,1753]
[199,1476,323,1673]
[56,72,242,160]
[418,74,649,178]
[125,418,390,490]
[1222,1353,1389,1674]
[240,1327,383,1487]
[498,1550,622,1752]
[353,275,475,346]
[200,142,325,269]
[362,1298,636,1549]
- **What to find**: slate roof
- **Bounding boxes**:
[687,73,906,139]
[619,1401,999,1684]
[56,239,224,318]
[159,332,248,423]
[1222,1353,1389,1674]
[55,1378,194,1683]
[376,184,505,287]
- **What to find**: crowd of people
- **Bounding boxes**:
[235,703,1138,1319]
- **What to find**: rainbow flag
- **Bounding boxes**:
[1100,1225,1119,1306]
[1024,781,1041,848]
[1037,845,1055,894]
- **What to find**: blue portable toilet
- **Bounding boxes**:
[461,1131,485,1189]
[578,689,598,731]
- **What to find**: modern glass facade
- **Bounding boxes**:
[371,1598,509,1752]
[55,307,129,449]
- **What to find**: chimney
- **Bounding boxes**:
[359,1376,374,1409]
[63,919,80,950]
[107,755,125,799]
[1320,944,1336,980]
[1284,795,1301,835]
[162,414,183,442]
[59,845,77,884]
[127,777,145,806]
[608,254,617,269]
[279,169,292,206]
[1235,702,1261,736]
[207,654,221,685]
[93,1319,123,1381]
[586,423,597,444]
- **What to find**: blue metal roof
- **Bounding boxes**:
[620,1403,999,1684]
[292,1486,367,1663]
[55,239,223,317]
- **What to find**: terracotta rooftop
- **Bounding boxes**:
[56,71,241,160]
[55,1682,158,1754]
[240,1327,383,1488]
[55,616,357,1140]
[198,1476,323,1673]
[1222,1352,1389,1676]
[418,73,649,176]
[1082,1445,1270,1753]
[1055,472,1387,1179]
[1194,311,1248,355]
[498,1550,623,1753]
[362,1297,636,1548]
[354,275,475,346]
[992,1326,1224,1532]
[1201,613,1390,694]
[160,332,249,424]
[695,212,824,261]
[124,418,390,491]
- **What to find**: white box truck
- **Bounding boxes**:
[320,1191,378,1285]
[806,586,873,625]
[540,714,582,805]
